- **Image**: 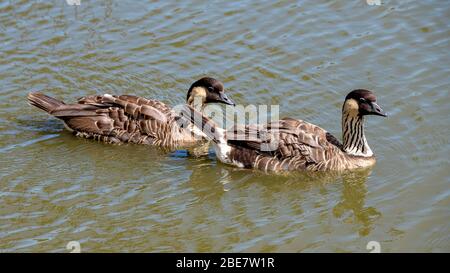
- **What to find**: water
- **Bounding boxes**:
[0,0,449,252]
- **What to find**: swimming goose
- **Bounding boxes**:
[181,89,386,172]
[28,77,235,148]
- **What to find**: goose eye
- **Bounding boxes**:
[359,98,366,103]
[208,86,214,91]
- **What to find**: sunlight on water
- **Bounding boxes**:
[0,0,449,252]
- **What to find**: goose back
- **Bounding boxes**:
[28,93,203,148]
[225,118,375,171]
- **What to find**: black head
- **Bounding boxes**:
[344,89,387,117]
[186,77,235,106]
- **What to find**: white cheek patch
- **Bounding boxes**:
[188,87,207,106]
[343,99,359,113]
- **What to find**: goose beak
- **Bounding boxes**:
[370,102,387,117]
[218,92,235,106]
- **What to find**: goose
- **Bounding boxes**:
[28,77,235,149]
[181,89,386,172]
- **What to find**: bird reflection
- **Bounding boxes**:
[184,159,381,237]
[333,168,381,236]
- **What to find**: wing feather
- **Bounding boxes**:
[227,117,342,165]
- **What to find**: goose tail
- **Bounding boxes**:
[27,92,65,114]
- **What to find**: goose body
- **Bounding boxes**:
[224,118,376,171]
[28,77,235,149]
[182,89,386,172]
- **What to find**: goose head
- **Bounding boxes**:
[343,89,387,117]
[186,77,235,108]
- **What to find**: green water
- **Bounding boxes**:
[0,0,449,252]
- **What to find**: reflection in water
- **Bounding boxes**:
[333,169,381,237]
[186,158,381,242]
[1,0,448,252]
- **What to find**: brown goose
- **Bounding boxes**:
[28,77,235,148]
[181,89,386,172]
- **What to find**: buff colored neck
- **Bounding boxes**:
[341,99,373,157]
[185,87,208,140]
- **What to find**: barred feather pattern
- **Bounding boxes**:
[225,117,375,172]
[28,93,206,148]
[176,104,377,172]
[341,113,373,157]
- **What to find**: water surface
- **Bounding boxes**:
[0,0,449,252]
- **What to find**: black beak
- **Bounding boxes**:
[218,92,235,106]
[370,102,387,117]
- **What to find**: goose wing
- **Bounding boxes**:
[77,94,171,123]
[48,94,183,145]
[226,117,342,164]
